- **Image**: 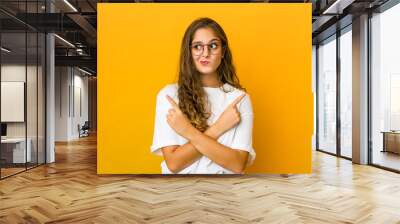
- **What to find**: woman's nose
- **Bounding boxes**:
[202,46,210,57]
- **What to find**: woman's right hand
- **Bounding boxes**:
[213,94,246,135]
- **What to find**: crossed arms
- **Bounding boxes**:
[161,94,250,174]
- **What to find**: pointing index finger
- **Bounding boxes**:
[166,95,178,108]
[230,94,246,107]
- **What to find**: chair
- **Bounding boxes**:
[79,121,90,138]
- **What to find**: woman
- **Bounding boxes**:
[151,17,255,174]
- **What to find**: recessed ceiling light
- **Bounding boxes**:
[1,47,11,53]
[77,67,93,76]
[63,0,78,12]
[54,34,75,48]
[322,0,354,15]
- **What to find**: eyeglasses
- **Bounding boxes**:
[191,42,224,56]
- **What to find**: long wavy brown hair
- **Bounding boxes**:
[178,17,244,132]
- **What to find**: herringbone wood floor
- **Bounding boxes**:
[1,134,400,224]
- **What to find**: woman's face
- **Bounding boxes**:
[191,27,223,76]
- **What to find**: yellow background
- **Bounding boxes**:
[98,3,313,174]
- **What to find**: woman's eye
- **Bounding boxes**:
[210,43,218,49]
[193,44,202,50]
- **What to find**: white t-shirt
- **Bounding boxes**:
[150,83,256,174]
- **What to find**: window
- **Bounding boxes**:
[371,2,400,171]
[339,27,352,158]
[318,35,337,154]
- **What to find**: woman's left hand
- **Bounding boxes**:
[166,95,195,138]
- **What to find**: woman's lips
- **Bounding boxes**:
[200,61,210,65]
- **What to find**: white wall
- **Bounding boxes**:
[72,73,89,138]
[55,67,89,141]
[55,67,70,141]
[1,65,39,137]
[1,82,25,122]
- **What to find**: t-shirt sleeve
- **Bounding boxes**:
[150,86,181,156]
[230,94,256,166]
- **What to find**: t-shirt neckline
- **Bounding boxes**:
[203,83,228,90]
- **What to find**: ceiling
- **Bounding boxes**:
[1,0,97,74]
[0,0,395,75]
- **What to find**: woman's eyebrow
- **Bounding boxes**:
[191,38,220,44]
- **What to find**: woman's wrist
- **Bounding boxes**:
[185,121,224,142]
[205,122,223,139]
[185,125,201,141]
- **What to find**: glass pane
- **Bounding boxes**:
[318,36,337,154]
[38,32,45,165]
[312,45,317,151]
[1,31,27,177]
[371,3,400,171]
[0,1,46,178]
[340,28,352,158]
[27,31,38,169]
[26,0,39,170]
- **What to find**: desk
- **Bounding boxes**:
[1,138,31,163]
[381,131,400,154]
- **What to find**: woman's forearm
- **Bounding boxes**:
[162,124,224,173]
[186,127,248,174]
